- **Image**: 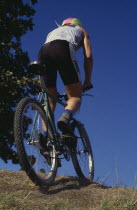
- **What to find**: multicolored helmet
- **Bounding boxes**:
[62,18,82,27]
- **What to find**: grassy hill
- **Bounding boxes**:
[0,170,137,210]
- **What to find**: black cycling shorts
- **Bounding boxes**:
[38,40,81,88]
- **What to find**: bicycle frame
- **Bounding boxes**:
[34,76,67,149]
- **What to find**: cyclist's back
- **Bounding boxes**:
[45,25,84,51]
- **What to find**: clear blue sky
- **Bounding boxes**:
[1,0,137,187]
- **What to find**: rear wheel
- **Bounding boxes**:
[70,120,94,181]
[14,97,57,186]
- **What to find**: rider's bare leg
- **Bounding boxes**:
[57,82,83,133]
[45,82,83,114]
[45,87,58,112]
[64,82,82,114]
[42,87,57,132]
[42,82,83,133]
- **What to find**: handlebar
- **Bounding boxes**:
[57,92,93,101]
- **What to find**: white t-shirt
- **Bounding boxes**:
[45,25,84,51]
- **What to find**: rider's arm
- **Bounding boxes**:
[80,28,93,92]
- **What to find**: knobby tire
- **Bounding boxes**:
[14,97,57,186]
[70,120,94,182]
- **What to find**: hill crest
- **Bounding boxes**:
[0,170,137,209]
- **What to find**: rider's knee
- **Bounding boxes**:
[77,97,82,106]
[70,96,82,105]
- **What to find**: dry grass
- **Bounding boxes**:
[0,170,137,210]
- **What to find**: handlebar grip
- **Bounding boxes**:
[87,84,93,90]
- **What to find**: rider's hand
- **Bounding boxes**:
[82,80,93,92]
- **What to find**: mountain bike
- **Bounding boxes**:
[14,61,94,187]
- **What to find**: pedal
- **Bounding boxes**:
[61,134,77,148]
[61,134,75,139]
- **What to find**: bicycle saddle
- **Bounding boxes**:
[28,61,45,75]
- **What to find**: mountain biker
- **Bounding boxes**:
[38,18,93,135]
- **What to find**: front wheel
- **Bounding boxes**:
[70,120,94,182]
[14,97,57,186]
